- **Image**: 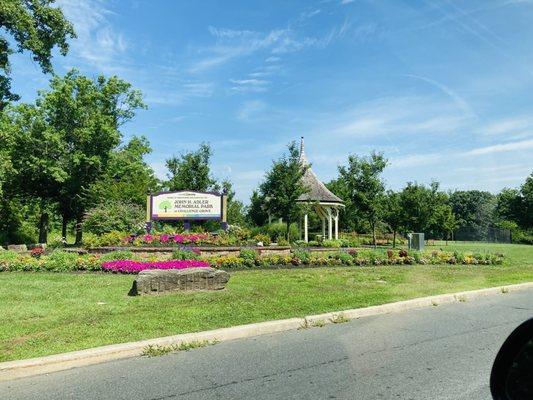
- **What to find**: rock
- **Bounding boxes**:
[129,267,230,296]
[7,244,27,253]
[256,241,264,247]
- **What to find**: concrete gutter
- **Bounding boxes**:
[1,282,532,382]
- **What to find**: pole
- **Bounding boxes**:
[304,213,308,242]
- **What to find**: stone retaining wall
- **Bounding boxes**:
[89,246,292,258]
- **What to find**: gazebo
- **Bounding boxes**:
[297,137,344,242]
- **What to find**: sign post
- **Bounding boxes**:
[146,190,227,233]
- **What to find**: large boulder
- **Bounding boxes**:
[7,244,27,253]
[129,267,230,296]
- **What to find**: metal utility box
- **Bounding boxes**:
[408,233,425,251]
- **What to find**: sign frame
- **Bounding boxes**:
[146,190,227,232]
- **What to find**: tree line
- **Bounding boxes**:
[249,145,533,246]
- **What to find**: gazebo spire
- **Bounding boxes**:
[299,136,308,165]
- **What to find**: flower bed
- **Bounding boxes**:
[102,259,210,274]
[0,248,505,273]
[121,233,214,246]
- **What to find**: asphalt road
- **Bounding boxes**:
[2,289,533,400]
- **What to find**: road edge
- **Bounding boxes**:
[1,281,532,381]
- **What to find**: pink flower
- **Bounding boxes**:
[160,234,170,243]
[143,234,154,243]
[101,259,210,274]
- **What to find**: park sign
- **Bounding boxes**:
[146,190,227,232]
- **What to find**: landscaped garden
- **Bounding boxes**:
[1,241,532,362]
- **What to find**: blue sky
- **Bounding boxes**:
[9,0,533,202]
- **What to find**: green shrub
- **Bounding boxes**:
[45,251,79,272]
[83,201,145,235]
[252,233,271,245]
[93,231,127,247]
[331,251,353,263]
[82,232,102,248]
[277,237,289,246]
[292,249,311,264]
[171,249,200,260]
[323,240,342,248]
[100,250,135,262]
[240,248,258,260]
[293,240,307,247]
[264,222,299,242]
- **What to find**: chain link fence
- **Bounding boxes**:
[453,226,511,243]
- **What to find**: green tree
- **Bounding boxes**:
[36,69,145,244]
[495,188,521,225]
[247,190,268,226]
[449,190,496,240]
[166,143,216,192]
[0,0,75,109]
[338,152,387,247]
[260,142,309,240]
[432,204,459,244]
[519,172,533,229]
[83,200,145,235]
[326,178,367,233]
[87,136,159,207]
[218,180,247,226]
[383,190,404,248]
[400,182,444,235]
[5,102,67,242]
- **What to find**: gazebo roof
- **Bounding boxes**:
[297,137,344,204]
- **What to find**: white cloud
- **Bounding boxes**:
[230,78,268,93]
[237,100,267,121]
[56,0,129,74]
[189,23,352,73]
[390,153,444,168]
[463,138,533,155]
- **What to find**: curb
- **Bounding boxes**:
[1,282,532,382]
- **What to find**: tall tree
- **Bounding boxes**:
[338,152,387,247]
[247,190,269,226]
[519,172,533,229]
[260,142,309,239]
[449,190,496,240]
[87,136,159,207]
[432,204,459,244]
[6,102,67,242]
[36,69,145,243]
[217,179,246,226]
[166,143,216,192]
[400,182,444,235]
[0,0,75,109]
[383,190,404,248]
[326,178,367,233]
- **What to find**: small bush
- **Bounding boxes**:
[83,201,145,235]
[100,250,135,262]
[45,251,79,272]
[253,233,271,245]
[171,248,201,260]
[94,231,127,247]
[240,248,258,260]
[323,240,342,248]
[292,249,311,264]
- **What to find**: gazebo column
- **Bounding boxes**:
[327,207,333,240]
[321,217,325,239]
[334,208,339,240]
[304,213,308,242]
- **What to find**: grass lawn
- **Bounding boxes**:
[1,242,532,362]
